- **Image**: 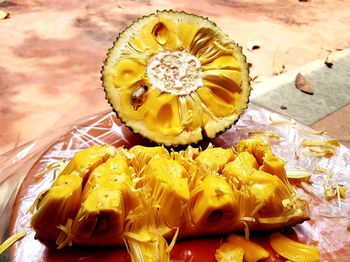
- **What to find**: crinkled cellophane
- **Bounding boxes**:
[4,104,350,261]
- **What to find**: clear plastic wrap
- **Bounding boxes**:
[1,103,349,261]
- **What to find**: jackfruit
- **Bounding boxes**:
[102,11,251,146]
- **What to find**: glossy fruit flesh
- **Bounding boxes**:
[102,11,251,145]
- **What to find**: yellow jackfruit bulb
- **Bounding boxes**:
[82,157,139,212]
[71,157,138,245]
[170,146,200,173]
[215,244,244,262]
[143,156,190,226]
[225,235,269,262]
[195,147,235,172]
[247,170,292,217]
[190,174,238,229]
[61,144,116,183]
[31,171,83,241]
[269,232,320,262]
[72,188,126,245]
[144,156,189,200]
[30,141,310,256]
[260,152,291,188]
[129,145,169,173]
[102,10,251,146]
[235,138,272,165]
[222,151,259,186]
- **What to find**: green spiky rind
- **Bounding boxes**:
[101,10,251,146]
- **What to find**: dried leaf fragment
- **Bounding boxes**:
[325,52,334,68]
[280,105,287,110]
[295,73,313,95]
[251,75,269,83]
[0,10,9,19]
[246,40,262,51]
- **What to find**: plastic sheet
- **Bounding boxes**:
[1,103,349,261]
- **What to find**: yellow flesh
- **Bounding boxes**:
[225,235,269,262]
[215,244,244,262]
[102,11,250,145]
[31,172,83,241]
[269,232,320,262]
[223,151,259,182]
[0,230,26,255]
[190,174,238,227]
[195,147,235,172]
[31,138,309,257]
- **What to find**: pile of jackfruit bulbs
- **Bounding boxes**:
[30,138,315,261]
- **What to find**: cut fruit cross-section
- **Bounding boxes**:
[102,10,251,146]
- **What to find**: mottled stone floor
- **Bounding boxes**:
[251,50,350,124]
[1,0,350,154]
[251,49,350,147]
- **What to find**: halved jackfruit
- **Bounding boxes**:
[102,10,250,145]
